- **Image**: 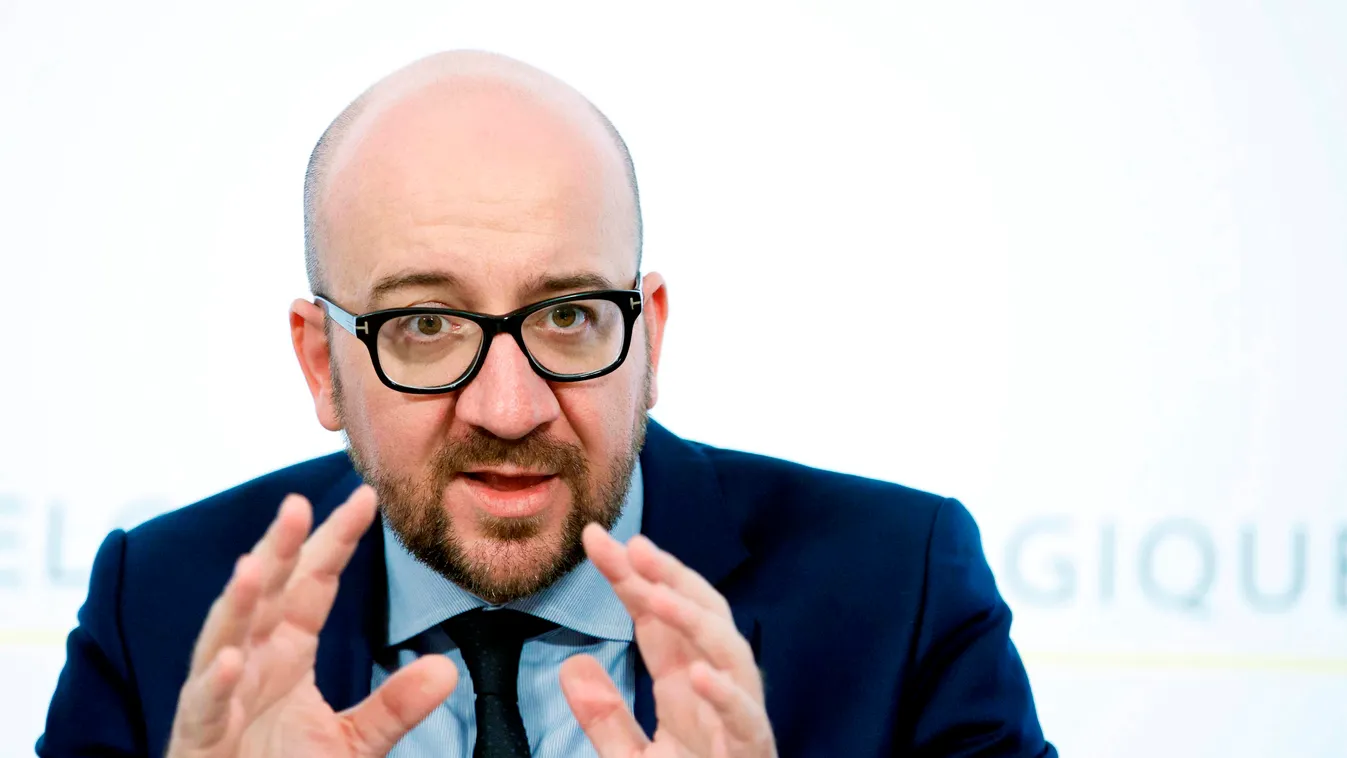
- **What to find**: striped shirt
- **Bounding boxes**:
[374,464,642,757]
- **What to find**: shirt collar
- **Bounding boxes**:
[383,462,642,646]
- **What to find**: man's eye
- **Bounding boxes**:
[549,306,587,328]
[401,315,452,337]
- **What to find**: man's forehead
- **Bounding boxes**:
[357,266,633,309]
[334,245,634,311]
[322,84,619,224]
[329,77,613,184]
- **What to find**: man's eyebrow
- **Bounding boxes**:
[521,272,624,299]
[365,269,630,307]
[368,270,461,302]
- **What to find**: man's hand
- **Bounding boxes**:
[561,525,777,758]
[165,485,458,758]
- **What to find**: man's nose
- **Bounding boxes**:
[452,333,561,439]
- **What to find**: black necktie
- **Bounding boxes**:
[442,608,559,758]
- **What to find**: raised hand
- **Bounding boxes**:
[561,525,777,758]
[165,485,458,758]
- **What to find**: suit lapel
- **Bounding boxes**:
[311,465,386,712]
[633,420,756,738]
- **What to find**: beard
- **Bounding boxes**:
[331,342,651,605]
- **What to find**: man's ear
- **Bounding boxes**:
[640,272,669,410]
[290,299,343,431]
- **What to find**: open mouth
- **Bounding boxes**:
[461,471,556,492]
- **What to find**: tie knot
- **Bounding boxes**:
[442,608,558,698]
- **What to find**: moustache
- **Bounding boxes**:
[427,430,590,482]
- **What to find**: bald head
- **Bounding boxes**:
[302,51,642,295]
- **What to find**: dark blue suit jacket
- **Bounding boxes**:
[38,421,1054,757]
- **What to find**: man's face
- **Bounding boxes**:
[296,81,665,604]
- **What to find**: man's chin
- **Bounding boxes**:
[455,527,581,603]
[374,450,633,604]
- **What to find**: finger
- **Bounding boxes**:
[628,534,732,618]
[583,524,660,616]
[583,524,691,676]
[282,485,378,635]
[647,583,762,698]
[582,522,637,585]
[189,553,263,675]
[246,495,313,642]
[560,654,651,758]
[175,645,245,748]
[690,661,775,750]
[343,654,458,757]
[647,583,754,672]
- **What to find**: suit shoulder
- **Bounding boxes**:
[694,442,950,542]
[124,452,353,561]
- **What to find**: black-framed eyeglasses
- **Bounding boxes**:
[315,286,644,394]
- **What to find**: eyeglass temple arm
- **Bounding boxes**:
[314,296,360,336]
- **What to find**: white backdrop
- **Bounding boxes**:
[2,1,1345,755]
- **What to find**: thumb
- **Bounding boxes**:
[344,654,458,755]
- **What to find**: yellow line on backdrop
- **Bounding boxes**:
[1022,650,1347,675]
[1,630,1345,674]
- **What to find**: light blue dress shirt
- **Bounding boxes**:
[373,463,642,757]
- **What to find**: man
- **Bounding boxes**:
[38,51,1054,757]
